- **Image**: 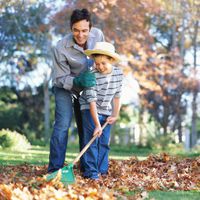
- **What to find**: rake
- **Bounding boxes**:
[46,122,108,185]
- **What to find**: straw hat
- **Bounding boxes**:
[85,42,121,63]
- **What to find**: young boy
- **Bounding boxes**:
[79,42,123,180]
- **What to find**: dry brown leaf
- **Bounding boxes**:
[0,154,199,199]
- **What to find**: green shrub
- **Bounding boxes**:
[147,133,175,150]
[0,129,31,151]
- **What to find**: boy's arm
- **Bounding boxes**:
[107,97,121,124]
[89,101,102,137]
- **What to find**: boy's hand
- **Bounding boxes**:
[107,116,118,124]
[93,125,102,137]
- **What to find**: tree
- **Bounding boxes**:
[50,0,200,144]
[0,0,53,141]
[156,0,200,144]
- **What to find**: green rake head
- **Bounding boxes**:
[46,163,75,185]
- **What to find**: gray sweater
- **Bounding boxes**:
[51,27,104,92]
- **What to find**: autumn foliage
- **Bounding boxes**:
[0,1,200,198]
[51,0,200,139]
[0,154,199,199]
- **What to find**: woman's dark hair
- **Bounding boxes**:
[70,8,92,29]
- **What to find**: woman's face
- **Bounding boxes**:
[94,55,113,74]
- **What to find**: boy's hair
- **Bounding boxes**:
[92,54,114,62]
[70,8,92,29]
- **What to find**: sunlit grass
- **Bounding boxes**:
[0,143,199,166]
[0,144,137,166]
[125,190,200,200]
[148,190,200,200]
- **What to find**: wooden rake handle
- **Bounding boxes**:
[73,121,108,165]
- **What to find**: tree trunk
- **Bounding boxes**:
[180,10,186,59]
[191,20,199,147]
[138,108,144,146]
[178,123,182,143]
[177,7,186,142]
[43,77,50,142]
[171,0,177,50]
[191,93,197,147]
[163,101,169,136]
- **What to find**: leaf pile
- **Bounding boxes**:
[0,153,199,199]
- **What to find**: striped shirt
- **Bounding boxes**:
[79,66,123,115]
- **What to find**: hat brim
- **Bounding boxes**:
[84,49,121,63]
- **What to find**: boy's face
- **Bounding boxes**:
[94,55,113,74]
[72,20,90,47]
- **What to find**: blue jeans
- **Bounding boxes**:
[81,110,111,179]
[48,87,84,173]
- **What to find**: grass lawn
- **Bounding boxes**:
[149,190,200,200]
[125,190,200,200]
[0,144,151,166]
[0,143,199,165]
[0,144,199,199]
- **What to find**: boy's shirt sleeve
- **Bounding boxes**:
[84,87,97,103]
[114,70,124,98]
